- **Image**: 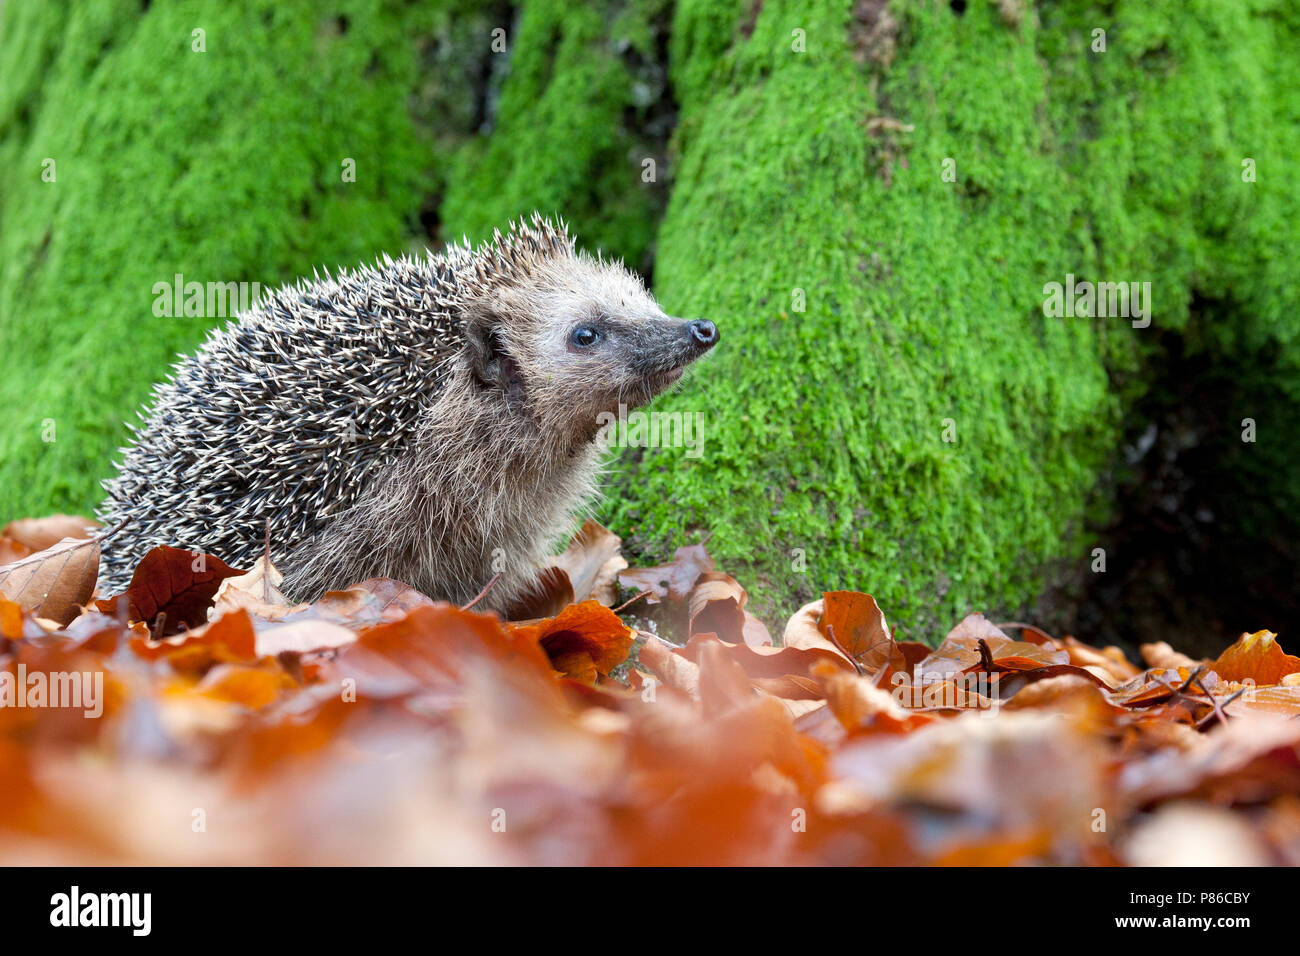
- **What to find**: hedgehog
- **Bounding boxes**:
[95,214,718,611]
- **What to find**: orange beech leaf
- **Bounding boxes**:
[817,662,936,734]
[1213,630,1300,685]
[509,600,633,683]
[697,640,758,718]
[1120,714,1300,806]
[130,608,259,673]
[818,591,898,674]
[687,572,768,646]
[1002,673,1122,716]
[1224,686,1300,718]
[915,614,1066,683]
[196,662,292,709]
[636,633,700,698]
[1061,636,1140,684]
[637,632,702,697]
[345,578,436,619]
[112,545,246,634]
[210,556,294,618]
[0,536,100,626]
[253,619,358,658]
[1,598,24,640]
[326,604,557,701]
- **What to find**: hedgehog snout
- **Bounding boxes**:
[686,319,718,349]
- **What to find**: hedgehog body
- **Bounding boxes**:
[95,215,717,611]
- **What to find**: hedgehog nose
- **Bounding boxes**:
[687,319,718,349]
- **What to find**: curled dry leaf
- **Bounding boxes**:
[129,607,259,673]
[346,578,437,619]
[617,541,713,605]
[818,662,935,735]
[0,536,101,626]
[508,600,634,684]
[211,555,292,619]
[1058,636,1140,684]
[914,613,1066,683]
[1223,685,1300,718]
[676,633,849,699]
[546,520,627,607]
[1213,630,1300,686]
[687,571,770,646]
[636,632,700,698]
[508,566,574,621]
[507,521,627,620]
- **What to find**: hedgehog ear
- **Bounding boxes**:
[466,314,525,404]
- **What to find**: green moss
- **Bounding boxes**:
[0,0,434,518]
[436,0,672,271]
[604,0,1300,638]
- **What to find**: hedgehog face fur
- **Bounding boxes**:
[95,214,718,612]
[463,250,717,444]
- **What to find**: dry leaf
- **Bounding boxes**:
[618,541,713,605]
[0,536,100,625]
[1,514,98,552]
[1213,630,1300,685]
[112,545,246,634]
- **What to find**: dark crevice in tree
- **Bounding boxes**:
[616,1,678,281]
[1057,301,1300,659]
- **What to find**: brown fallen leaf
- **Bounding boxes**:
[507,566,574,621]
[196,661,292,709]
[636,632,700,698]
[818,591,899,675]
[0,536,101,626]
[914,614,1066,683]
[675,633,851,699]
[687,571,770,646]
[346,578,436,619]
[1213,630,1300,686]
[1,514,99,553]
[546,520,627,607]
[105,545,246,634]
[507,521,628,619]
[129,607,259,673]
[1060,636,1140,684]
[508,600,634,684]
[209,556,299,623]
[618,541,713,605]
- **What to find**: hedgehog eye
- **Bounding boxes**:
[571,326,601,348]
